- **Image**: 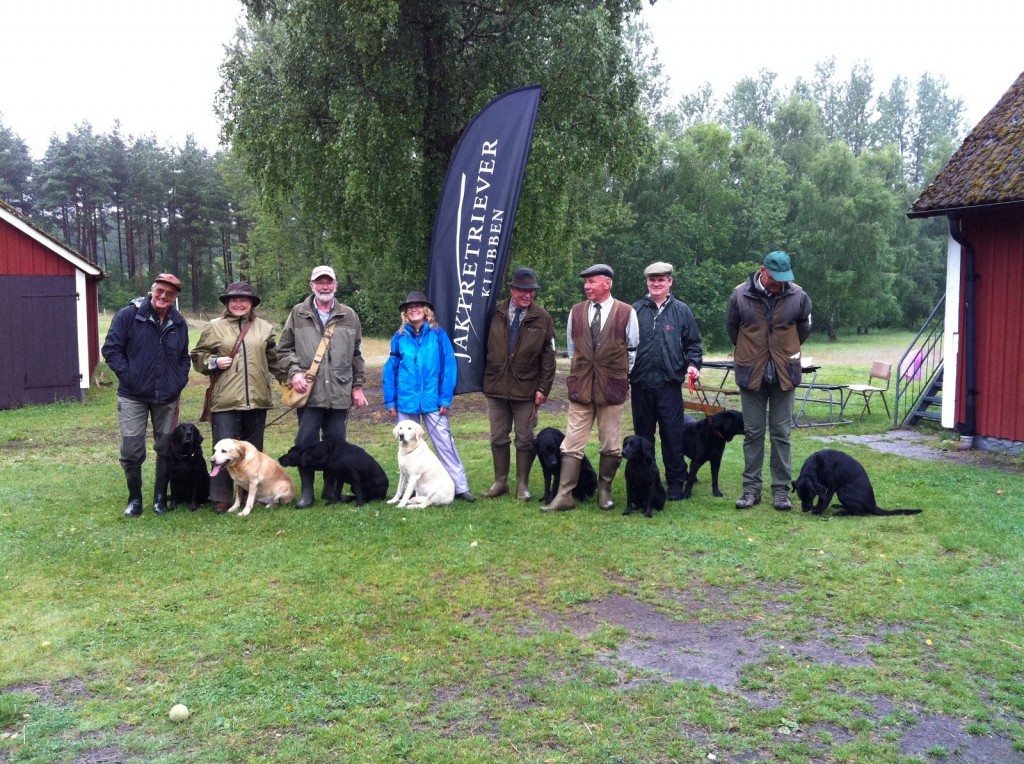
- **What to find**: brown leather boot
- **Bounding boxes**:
[514,448,533,500]
[482,444,510,498]
[540,455,581,512]
[597,453,621,510]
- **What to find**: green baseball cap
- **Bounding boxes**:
[763,251,794,281]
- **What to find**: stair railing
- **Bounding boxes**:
[894,295,945,426]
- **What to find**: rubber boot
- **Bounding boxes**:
[514,448,534,501]
[153,457,172,514]
[540,455,581,512]
[295,467,316,509]
[597,454,621,510]
[482,444,510,498]
[123,466,143,517]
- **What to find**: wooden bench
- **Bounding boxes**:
[682,385,741,414]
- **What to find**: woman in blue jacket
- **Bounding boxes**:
[383,291,475,502]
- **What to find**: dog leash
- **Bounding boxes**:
[687,373,714,418]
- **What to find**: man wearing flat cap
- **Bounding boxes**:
[542,263,639,512]
[630,262,703,500]
[481,267,556,500]
[726,251,812,511]
[279,265,368,508]
[102,273,192,517]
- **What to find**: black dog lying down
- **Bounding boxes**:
[621,435,666,518]
[793,449,923,516]
[279,439,389,506]
[157,422,210,511]
[681,409,745,499]
[532,427,598,504]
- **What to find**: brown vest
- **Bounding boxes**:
[566,299,630,405]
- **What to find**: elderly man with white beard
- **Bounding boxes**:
[279,265,368,508]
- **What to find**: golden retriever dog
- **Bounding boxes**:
[210,438,296,516]
[387,421,455,508]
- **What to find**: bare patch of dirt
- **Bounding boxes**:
[533,585,1024,762]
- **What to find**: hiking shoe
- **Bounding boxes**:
[735,491,761,510]
[667,483,685,501]
[773,492,793,511]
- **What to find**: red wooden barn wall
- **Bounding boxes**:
[0,217,102,375]
[958,209,1024,442]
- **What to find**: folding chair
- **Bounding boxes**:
[841,361,892,419]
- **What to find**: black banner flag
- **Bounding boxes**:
[425,85,542,394]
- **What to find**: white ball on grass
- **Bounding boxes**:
[169,703,190,722]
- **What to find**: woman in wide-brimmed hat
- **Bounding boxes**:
[382,291,476,502]
[190,282,289,510]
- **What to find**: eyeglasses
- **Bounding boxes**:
[152,288,178,298]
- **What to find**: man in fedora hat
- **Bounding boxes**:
[191,281,289,510]
[279,265,368,508]
[481,267,556,500]
[542,263,639,512]
[630,261,703,500]
[102,273,192,517]
[727,251,812,511]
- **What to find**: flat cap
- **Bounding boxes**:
[579,263,614,278]
[644,261,674,277]
[153,273,181,291]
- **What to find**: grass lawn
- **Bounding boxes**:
[1,328,1023,763]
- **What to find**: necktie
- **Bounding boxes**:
[590,302,602,348]
[509,307,523,350]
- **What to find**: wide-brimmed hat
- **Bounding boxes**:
[219,281,261,307]
[763,251,794,282]
[400,291,434,312]
[153,273,181,292]
[508,268,540,290]
[579,263,614,278]
[310,265,337,281]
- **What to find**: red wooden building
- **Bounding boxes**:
[0,200,105,409]
[909,71,1024,451]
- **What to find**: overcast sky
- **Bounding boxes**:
[2,0,1020,160]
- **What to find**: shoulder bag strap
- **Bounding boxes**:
[210,319,253,388]
[303,322,337,382]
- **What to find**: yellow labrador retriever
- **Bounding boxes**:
[387,421,455,508]
[210,438,296,516]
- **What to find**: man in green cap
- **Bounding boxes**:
[726,251,812,511]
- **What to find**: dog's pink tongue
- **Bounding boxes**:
[210,464,221,477]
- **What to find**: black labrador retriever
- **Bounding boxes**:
[621,435,666,518]
[532,427,598,504]
[793,449,923,516]
[160,422,210,511]
[681,410,745,499]
[279,439,389,506]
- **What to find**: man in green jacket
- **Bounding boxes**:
[279,265,368,508]
[726,251,812,511]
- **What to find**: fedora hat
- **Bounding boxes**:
[399,291,434,313]
[219,281,261,307]
[508,268,540,290]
